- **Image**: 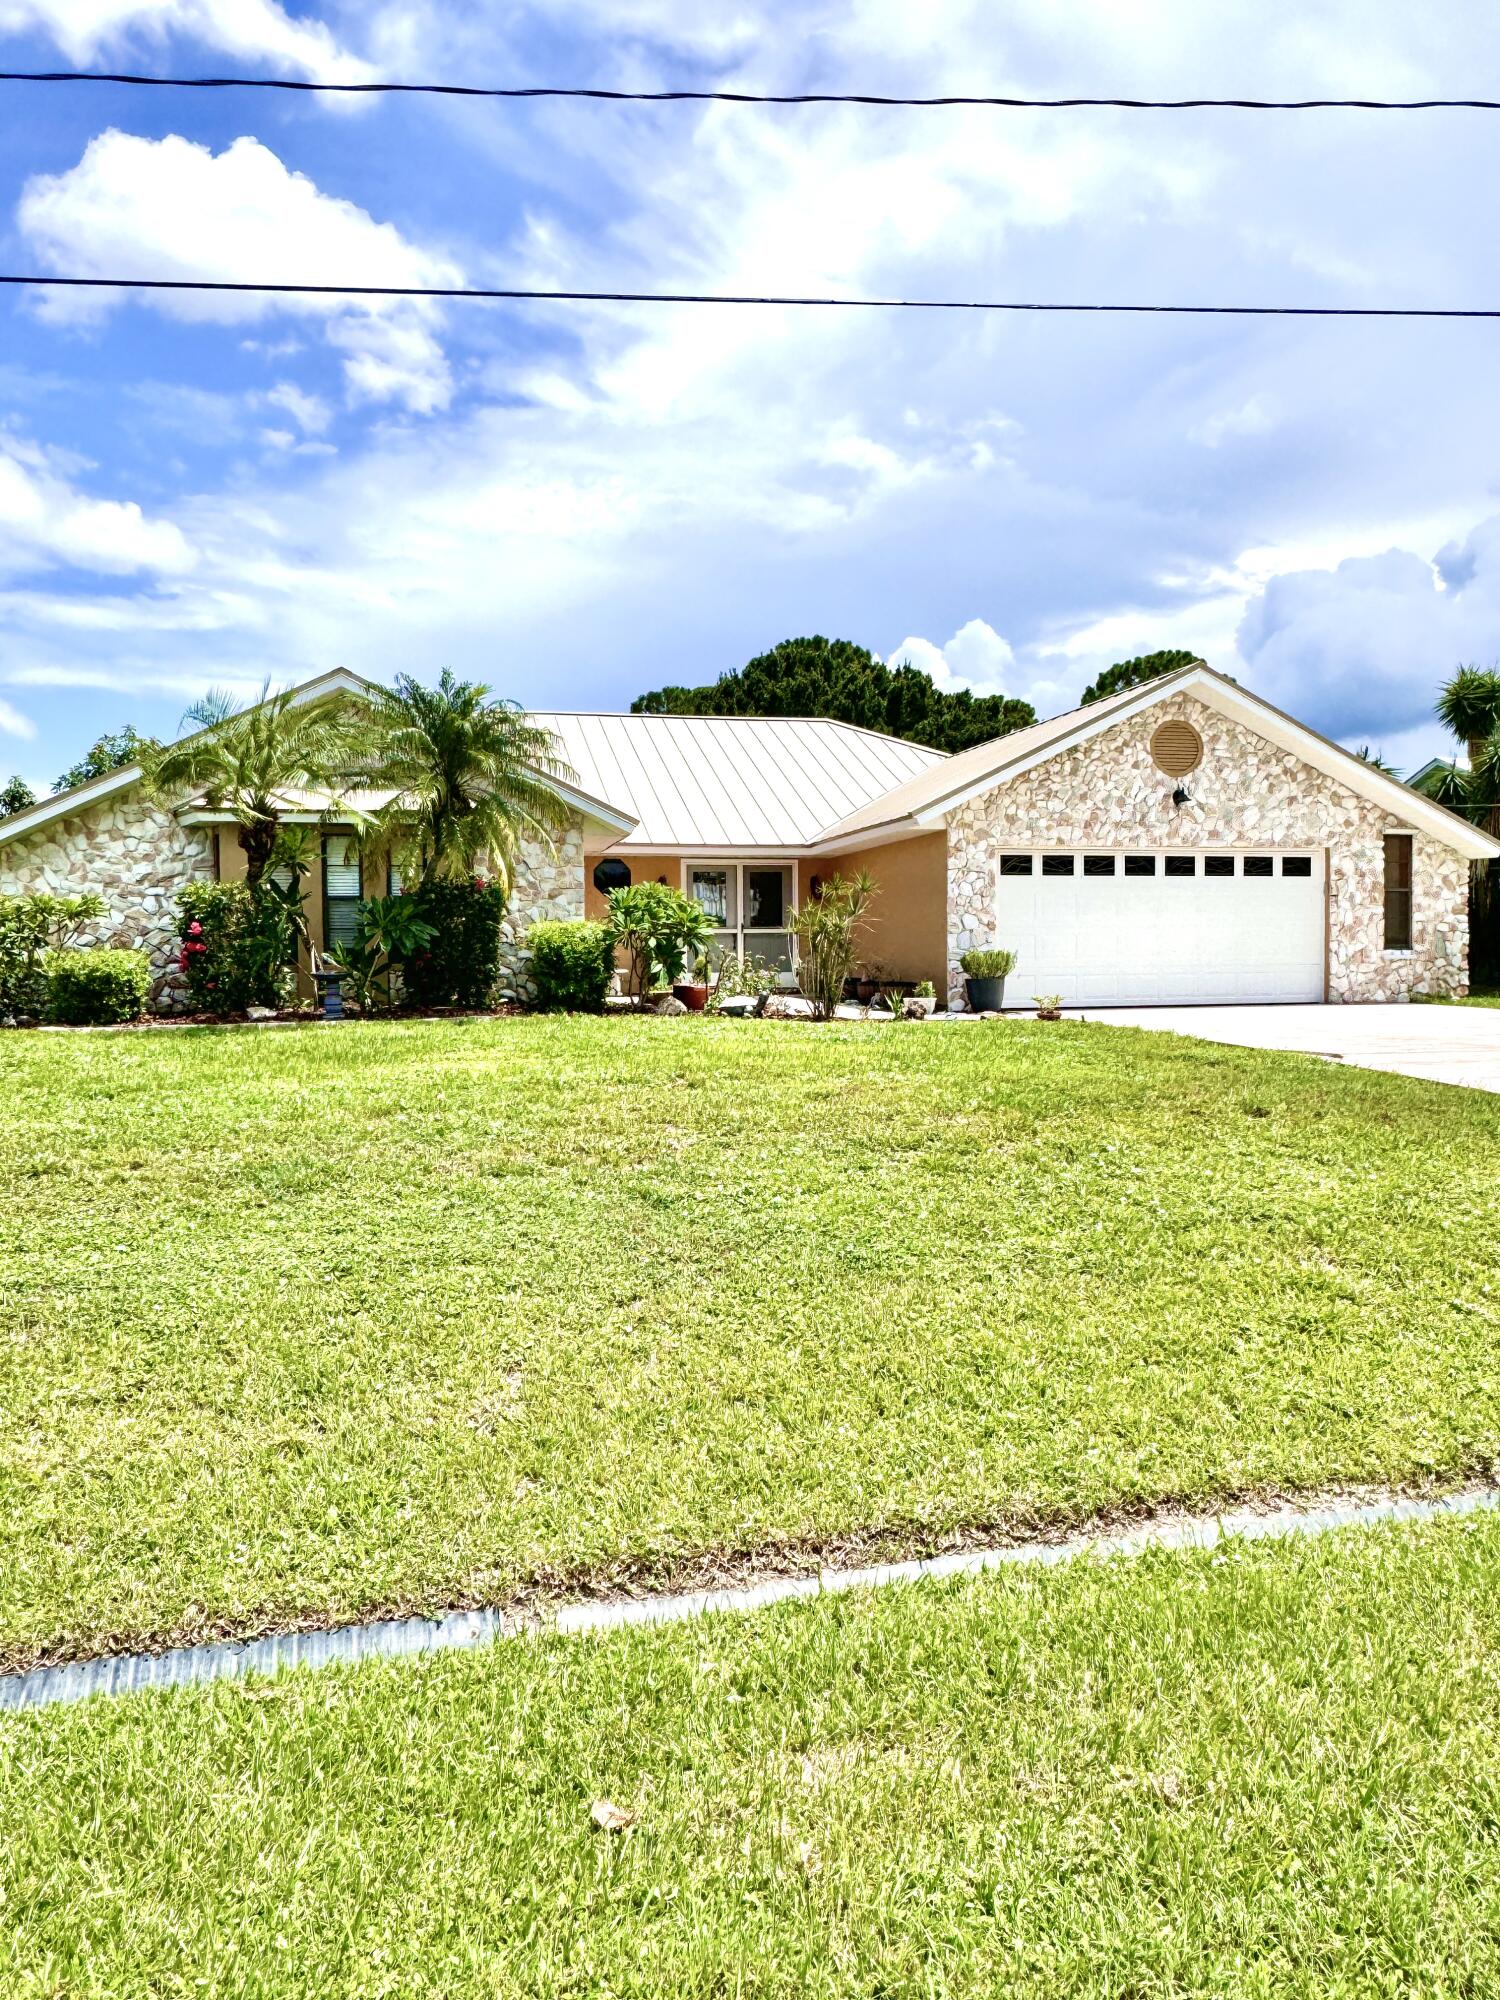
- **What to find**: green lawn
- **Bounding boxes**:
[4,1514,1499,1997]
[3,1015,1499,1667]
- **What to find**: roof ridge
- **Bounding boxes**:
[531,710,950,756]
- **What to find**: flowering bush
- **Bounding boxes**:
[175,881,296,1014]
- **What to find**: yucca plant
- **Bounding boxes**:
[352,671,575,891]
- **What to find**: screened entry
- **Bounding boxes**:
[685,863,797,977]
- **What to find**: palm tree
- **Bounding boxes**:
[1435,667,1500,787]
[1427,666,1500,985]
[355,671,576,889]
[1355,746,1400,776]
[142,683,356,889]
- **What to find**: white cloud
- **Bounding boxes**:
[18,132,460,413]
[888,620,1016,697]
[0,432,195,578]
[265,382,331,435]
[1189,395,1279,450]
[1234,520,1500,740]
[0,696,36,740]
[0,0,373,81]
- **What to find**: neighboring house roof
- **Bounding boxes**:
[1406,756,1467,788]
[812,662,1500,862]
[530,711,946,853]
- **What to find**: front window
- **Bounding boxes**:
[323,831,363,948]
[1384,834,1413,950]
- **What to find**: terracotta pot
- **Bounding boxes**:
[672,982,709,1013]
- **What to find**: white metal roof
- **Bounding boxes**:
[529,712,946,851]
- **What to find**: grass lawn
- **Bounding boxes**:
[2,1015,1499,1667]
[4,1515,1500,1997]
[1416,986,1500,1008]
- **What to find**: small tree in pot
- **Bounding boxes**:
[960,946,1017,1013]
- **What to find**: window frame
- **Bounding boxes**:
[322,828,364,953]
[1383,833,1414,953]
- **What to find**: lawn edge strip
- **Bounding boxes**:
[7,1478,1498,1714]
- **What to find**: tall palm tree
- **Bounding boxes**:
[1355,746,1401,776]
[142,683,355,888]
[355,671,576,889]
[1435,667,1500,788]
[1424,666,1500,984]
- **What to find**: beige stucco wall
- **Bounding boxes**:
[0,783,214,984]
[802,835,948,988]
[945,692,1471,1008]
[582,851,682,921]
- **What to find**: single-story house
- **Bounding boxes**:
[2,661,1496,1008]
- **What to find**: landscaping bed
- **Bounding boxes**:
[2,1014,1499,1668]
[3,1513,1499,1996]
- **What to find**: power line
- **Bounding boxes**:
[0,71,1498,109]
[1,275,1498,316]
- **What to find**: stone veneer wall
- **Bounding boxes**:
[946,693,1470,1008]
[0,784,214,980]
[493,813,587,1004]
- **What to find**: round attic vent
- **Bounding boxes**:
[1150,719,1203,778]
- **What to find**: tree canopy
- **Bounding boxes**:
[0,775,36,818]
[632,636,1036,754]
[352,670,577,890]
[142,685,356,889]
[53,725,159,795]
[1080,650,1203,707]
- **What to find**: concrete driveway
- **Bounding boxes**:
[1069,1002,1500,1094]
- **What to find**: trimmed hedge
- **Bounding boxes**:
[527,919,613,1012]
[46,948,150,1026]
[401,879,508,1010]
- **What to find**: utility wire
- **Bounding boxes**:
[1,275,1498,316]
[0,71,1497,109]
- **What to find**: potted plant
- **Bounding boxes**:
[960,946,1018,1013]
[673,950,711,1013]
[901,979,937,1021]
[1034,992,1064,1021]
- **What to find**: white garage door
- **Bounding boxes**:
[994,849,1326,1006]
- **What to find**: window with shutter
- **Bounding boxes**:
[323,832,363,949]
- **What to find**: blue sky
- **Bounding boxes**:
[1,0,1498,792]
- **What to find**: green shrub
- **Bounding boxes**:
[401,878,508,1009]
[960,947,1018,980]
[527,919,613,1012]
[176,881,297,1014]
[604,883,718,1002]
[45,948,150,1026]
[0,892,105,1018]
